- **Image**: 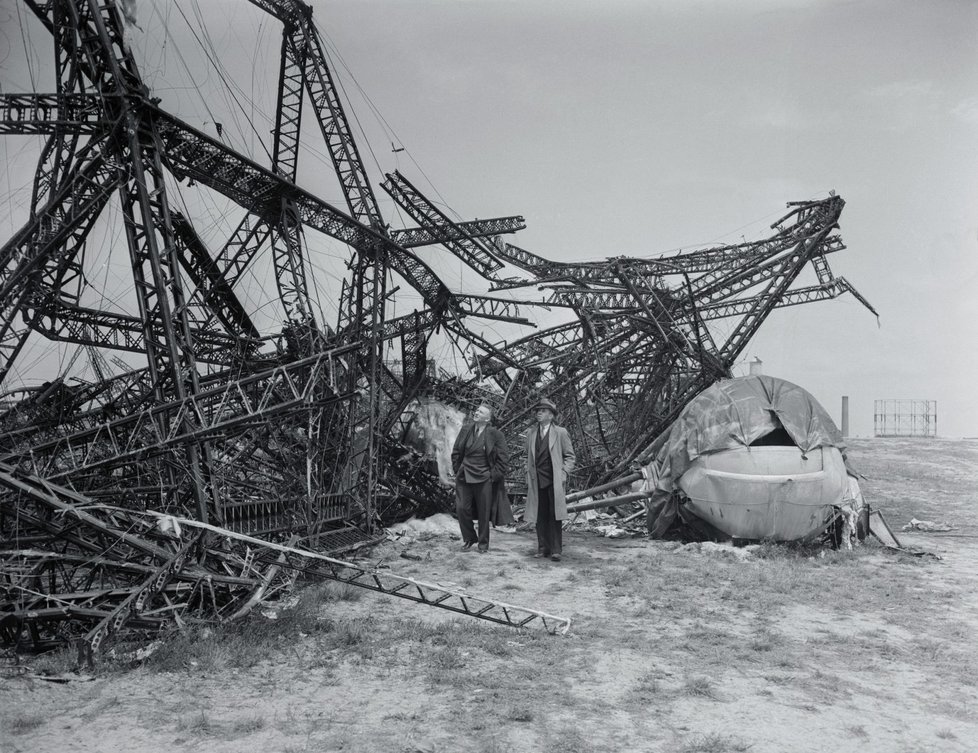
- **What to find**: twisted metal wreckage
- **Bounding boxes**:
[0,0,876,659]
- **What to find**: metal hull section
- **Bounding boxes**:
[678,445,848,540]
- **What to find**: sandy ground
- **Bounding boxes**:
[2,438,977,753]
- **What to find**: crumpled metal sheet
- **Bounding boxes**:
[647,375,848,539]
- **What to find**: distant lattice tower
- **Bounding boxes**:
[874,399,938,437]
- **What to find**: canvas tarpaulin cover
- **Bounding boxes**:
[646,375,848,537]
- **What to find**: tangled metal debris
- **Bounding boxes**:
[0,0,874,657]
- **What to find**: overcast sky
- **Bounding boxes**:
[1,0,976,437]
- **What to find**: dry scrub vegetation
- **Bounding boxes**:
[3,438,977,753]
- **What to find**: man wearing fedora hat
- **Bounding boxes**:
[525,398,576,561]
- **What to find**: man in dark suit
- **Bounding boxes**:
[524,398,576,561]
[450,403,509,553]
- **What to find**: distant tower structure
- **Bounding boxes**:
[874,399,937,438]
[749,357,763,375]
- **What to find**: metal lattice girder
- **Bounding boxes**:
[0,470,276,598]
[25,296,252,364]
[0,544,264,598]
[548,288,641,309]
[169,212,259,338]
[655,238,797,275]
[290,19,385,229]
[5,348,359,481]
[651,222,844,277]
[273,23,306,182]
[0,552,178,646]
[484,240,554,275]
[438,314,526,371]
[113,139,198,398]
[243,0,386,228]
[166,516,572,635]
[243,0,309,22]
[624,369,726,467]
[153,110,455,313]
[266,23,317,323]
[482,321,587,374]
[697,278,877,320]
[32,131,84,221]
[0,140,120,384]
[810,251,837,283]
[0,461,174,560]
[81,531,202,664]
[382,171,504,279]
[269,201,314,322]
[0,367,162,457]
[62,0,143,91]
[390,216,526,249]
[50,0,88,99]
[0,138,117,297]
[717,229,838,363]
[0,551,184,597]
[454,294,534,326]
[0,93,106,134]
[334,254,388,511]
[188,215,274,329]
[689,199,845,300]
[378,308,441,342]
[0,475,276,652]
[614,271,702,361]
[51,0,219,521]
[688,238,814,303]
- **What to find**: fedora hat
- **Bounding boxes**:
[533,398,558,414]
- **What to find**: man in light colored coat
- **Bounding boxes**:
[524,398,575,561]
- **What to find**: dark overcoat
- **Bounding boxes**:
[451,423,513,525]
[451,423,509,482]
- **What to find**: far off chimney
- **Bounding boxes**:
[841,395,850,437]
[749,357,763,375]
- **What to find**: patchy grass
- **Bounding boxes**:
[543,728,595,753]
[227,716,266,736]
[502,705,534,722]
[318,581,363,601]
[682,676,720,700]
[176,711,215,735]
[674,733,753,753]
[632,669,664,701]
[172,711,267,741]
[3,712,46,735]
[8,439,978,753]
[29,647,84,676]
[136,585,377,673]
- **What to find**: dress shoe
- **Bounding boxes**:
[533,551,550,559]
[478,545,488,554]
[461,542,474,551]
[550,554,562,562]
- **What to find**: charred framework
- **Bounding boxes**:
[0,0,875,656]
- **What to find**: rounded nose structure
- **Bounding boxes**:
[678,444,848,540]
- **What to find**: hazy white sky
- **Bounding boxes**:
[1,0,976,436]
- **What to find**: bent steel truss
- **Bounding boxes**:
[0,0,875,655]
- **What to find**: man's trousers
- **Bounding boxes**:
[535,483,562,555]
[456,478,492,548]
